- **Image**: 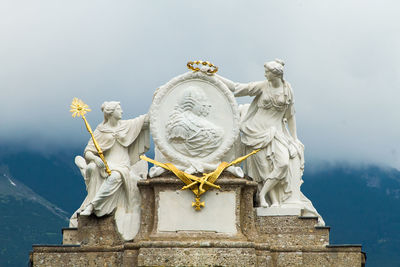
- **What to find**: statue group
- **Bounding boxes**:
[70,60,324,241]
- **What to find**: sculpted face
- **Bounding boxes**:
[264,68,278,81]
[192,98,211,117]
[178,86,212,117]
[165,85,224,158]
[264,60,284,82]
[112,105,123,120]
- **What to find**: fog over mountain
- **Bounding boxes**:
[0,0,399,167]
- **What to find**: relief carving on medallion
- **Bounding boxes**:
[149,71,240,173]
[165,86,224,158]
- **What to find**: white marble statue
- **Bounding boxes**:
[149,71,242,176]
[166,86,224,158]
[73,101,149,240]
[69,154,107,227]
[218,59,324,225]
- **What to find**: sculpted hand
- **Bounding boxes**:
[144,113,150,124]
[294,139,304,150]
[94,157,105,169]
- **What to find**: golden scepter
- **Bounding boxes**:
[70,98,111,175]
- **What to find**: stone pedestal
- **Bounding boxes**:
[135,174,257,241]
[256,207,302,216]
[31,174,366,266]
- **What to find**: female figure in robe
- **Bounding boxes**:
[79,101,150,240]
[218,60,323,224]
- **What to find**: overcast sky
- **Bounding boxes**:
[0,0,399,167]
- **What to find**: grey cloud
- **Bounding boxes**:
[0,0,399,167]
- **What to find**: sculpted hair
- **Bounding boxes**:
[101,101,121,123]
[178,86,207,112]
[264,59,285,81]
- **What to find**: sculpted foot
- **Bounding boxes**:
[316,217,326,226]
[80,204,94,216]
[259,195,269,208]
[184,166,196,174]
[226,166,244,178]
[149,166,166,178]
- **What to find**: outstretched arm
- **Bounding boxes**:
[216,74,263,97]
[215,75,238,91]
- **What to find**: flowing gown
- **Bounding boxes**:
[219,76,324,224]
[233,80,299,196]
[70,115,150,240]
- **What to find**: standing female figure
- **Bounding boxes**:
[218,60,310,209]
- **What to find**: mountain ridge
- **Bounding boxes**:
[1,145,400,266]
[0,169,69,221]
[0,166,69,267]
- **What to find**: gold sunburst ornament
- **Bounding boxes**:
[70,98,111,175]
[70,98,91,118]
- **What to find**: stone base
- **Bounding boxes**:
[32,244,364,267]
[31,174,365,266]
[137,245,257,266]
[256,207,302,216]
[61,228,78,245]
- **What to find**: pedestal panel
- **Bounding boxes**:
[158,190,236,233]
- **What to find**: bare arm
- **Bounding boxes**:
[143,113,150,128]
[286,115,298,140]
[216,74,263,97]
[286,114,305,153]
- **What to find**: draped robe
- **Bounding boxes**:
[80,115,149,240]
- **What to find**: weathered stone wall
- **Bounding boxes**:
[32,248,123,267]
[31,175,365,266]
[138,247,257,267]
[256,216,330,248]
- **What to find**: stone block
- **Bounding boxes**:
[255,216,330,248]
[77,213,123,246]
[276,252,303,266]
[137,247,257,267]
[62,228,79,245]
[32,250,123,267]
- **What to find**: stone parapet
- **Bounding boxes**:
[32,242,364,267]
[31,174,365,266]
[138,247,257,267]
[77,213,124,247]
[31,245,123,267]
[255,216,330,248]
